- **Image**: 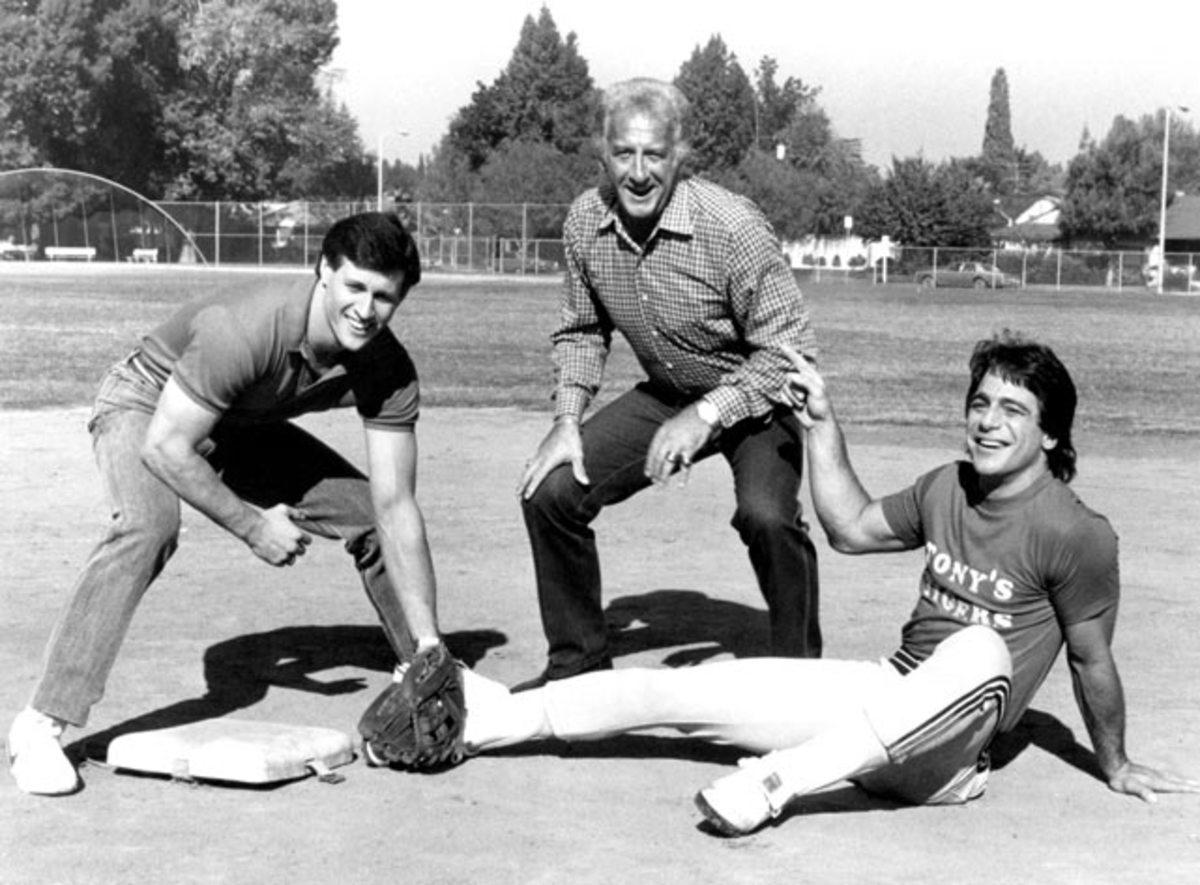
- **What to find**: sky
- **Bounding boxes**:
[329,0,1200,171]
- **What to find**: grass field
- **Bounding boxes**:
[2,265,1198,443]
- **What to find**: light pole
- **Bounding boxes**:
[376,131,409,212]
[1157,106,1188,294]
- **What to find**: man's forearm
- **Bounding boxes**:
[376,500,439,645]
[1070,656,1130,779]
[805,416,874,550]
[552,338,606,421]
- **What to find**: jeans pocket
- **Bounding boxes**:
[88,361,160,433]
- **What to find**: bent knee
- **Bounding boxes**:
[866,627,1011,762]
[731,500,799,538]
[105,507,180,552]
[935,625,1012,682]
[521,466,591,520]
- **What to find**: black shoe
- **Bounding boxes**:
[511,657,613,693]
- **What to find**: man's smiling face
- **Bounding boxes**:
[965,372,1056,497]
[602,109,683,233]
[318,257,406,353]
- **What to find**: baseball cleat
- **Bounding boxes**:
[7,707,80,796]
[695,755,787,836]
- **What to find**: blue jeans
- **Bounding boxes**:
[32,359,414,727]
[521,384,821,677]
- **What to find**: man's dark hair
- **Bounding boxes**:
[966,330,1078,483]
[317,212,421,295]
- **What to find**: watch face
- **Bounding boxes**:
[697,400,719,425]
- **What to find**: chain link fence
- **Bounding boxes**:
[148,199,570,276]
[793,244,1199,293]
[109,200,1200,292]
[4,187,1197,292]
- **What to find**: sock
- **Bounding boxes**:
[751,711,889,805]
[460,670,553,752]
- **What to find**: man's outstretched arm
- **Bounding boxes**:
[1064,611,1200,801]
[365,425,440,648]
[780,345,908,554]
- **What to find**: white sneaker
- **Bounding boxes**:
[695,755,789,836]
[7,707,80,795]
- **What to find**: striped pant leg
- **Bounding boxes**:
[856,625,1012,804]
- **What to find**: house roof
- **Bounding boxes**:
[991,192,1061,229]
[991,222,1060,243]
[1165,194,1200,240]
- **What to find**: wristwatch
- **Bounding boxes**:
[695,398,720,428]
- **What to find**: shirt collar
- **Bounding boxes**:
[294,278,342,375]
[598,177,696,245]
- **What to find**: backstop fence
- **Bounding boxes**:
[148,199,571,276]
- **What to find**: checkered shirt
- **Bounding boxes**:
[552,177,817,427]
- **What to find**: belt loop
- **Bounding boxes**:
[126,350,159,387]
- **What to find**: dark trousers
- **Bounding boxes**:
[521,384,821,677]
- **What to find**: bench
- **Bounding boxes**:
[45,246,97,261]
[0,243,38,261]
[129,248,159,263]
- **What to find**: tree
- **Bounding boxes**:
[752,56,816,152]
[276,95,373,198]
[472,140,597,236]
[0,0,373,199]
[442,5,597,174]
[980,67,1015,192]
[0,0,186,193]
[712,149,819,240]
[856,156,994,247]
[1011,146,1063,193]
[159,0,373,199]
[473,140,596,206]
[693,54,875,239]
[1058,112,1200,248]
[674,35,755,173]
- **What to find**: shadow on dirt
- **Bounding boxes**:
[990,708,1103,780]
[605,588,769,665]
[66,586,763,763]
[67,624,506,762]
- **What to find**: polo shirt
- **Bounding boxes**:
[133,275,419,429]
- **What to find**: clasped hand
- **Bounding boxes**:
[246,503,312,566]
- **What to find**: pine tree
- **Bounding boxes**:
[752,56,817,150]
[981,68,1016,192]
[674,35,755,173]
[443,5,597,172]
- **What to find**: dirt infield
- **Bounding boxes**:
[2,406,1198,884]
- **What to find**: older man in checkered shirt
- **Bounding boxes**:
[515,78,820,691]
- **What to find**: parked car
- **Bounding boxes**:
[913,261,1020,289]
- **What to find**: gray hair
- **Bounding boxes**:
[601,78,690,147]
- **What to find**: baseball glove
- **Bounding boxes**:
[358,643,466,770]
